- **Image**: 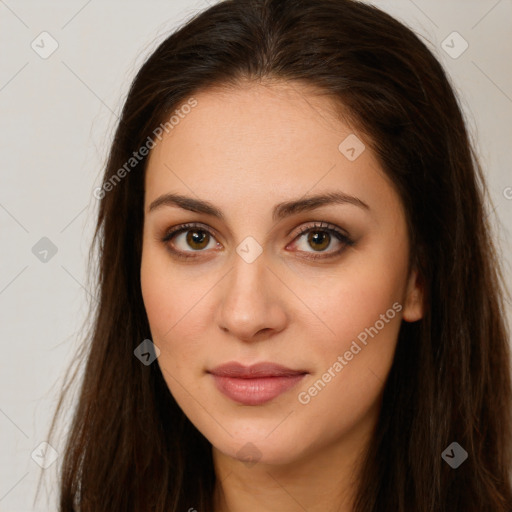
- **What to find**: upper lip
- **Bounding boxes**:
[208,361,308,378]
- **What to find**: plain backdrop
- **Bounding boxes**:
[0,0,511,510]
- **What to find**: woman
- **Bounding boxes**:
[46,0,512,510]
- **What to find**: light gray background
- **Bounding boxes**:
[1,0,511,510]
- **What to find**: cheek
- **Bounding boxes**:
[297,239,407,404]
[310,252,406,350]
[140,259,202,402]
[307,278,402,392]
[326,274,401,343]
[140,248,216,371]
[140,263,173,342]
[293,275,403,447]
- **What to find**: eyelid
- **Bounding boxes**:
[161,222,220,242]
[290,220,350,240]
[286,221,354,260]
[161,221,354,259]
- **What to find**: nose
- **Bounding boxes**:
[216,249,288,342]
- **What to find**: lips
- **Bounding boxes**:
[208,361,308,405]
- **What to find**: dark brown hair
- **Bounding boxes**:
[44,0,512,510]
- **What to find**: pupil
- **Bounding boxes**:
[187,230,208,249]
[309,231,329,251]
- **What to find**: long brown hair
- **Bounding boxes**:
[45,0,512,510]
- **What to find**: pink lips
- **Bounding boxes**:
[208,361,308,405]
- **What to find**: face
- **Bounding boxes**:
[140,81,423,468]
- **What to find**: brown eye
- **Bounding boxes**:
[162,223,219,258]
[306,231,331,251]
[290,222,355,260]
[185,229,210,250]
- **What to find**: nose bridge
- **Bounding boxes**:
[225,245,270,313]
[217,242,286,339]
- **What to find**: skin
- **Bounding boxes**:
[140,80,424,512]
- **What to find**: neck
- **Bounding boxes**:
[211,411,376,512]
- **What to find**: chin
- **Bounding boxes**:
[210,429,307,467]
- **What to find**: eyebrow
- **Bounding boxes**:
[148,191,370,222]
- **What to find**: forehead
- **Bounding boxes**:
[144,81,397,222]
[148,80,348,166]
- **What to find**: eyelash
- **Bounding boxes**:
[161,221,355,261]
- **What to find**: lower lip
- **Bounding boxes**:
[210,374,306,405]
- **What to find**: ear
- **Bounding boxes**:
[402,267,424,322]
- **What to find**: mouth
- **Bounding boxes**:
[207,361,308,406]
